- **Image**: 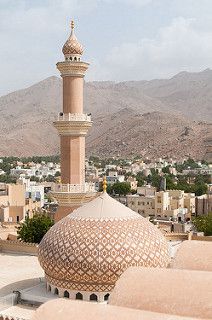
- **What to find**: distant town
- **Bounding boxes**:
[0,155,211,237]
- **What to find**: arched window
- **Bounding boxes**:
[74,57,77,61]
[48,285,51,292]
[54,288,59,295]
[70,57,72,61]
[76,292,83,300]
[64,290,69,298]
[104,293,110,301]
[90,293,98,301]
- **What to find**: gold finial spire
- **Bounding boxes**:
[103,176,107,193]
[71,20,75,30]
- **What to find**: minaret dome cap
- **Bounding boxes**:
[62,20,84,56]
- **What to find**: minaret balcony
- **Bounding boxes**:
[51,183,97,206]
[53,113,92,136]
[53,183,96,194]
[57,113,91,122]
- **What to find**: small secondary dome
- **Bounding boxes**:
[38,193,169,298]
[62,20,83,56]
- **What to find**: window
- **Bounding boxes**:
[104,293,110,301]
[64,290,69,298]
[76,292,83,300]
[157,197,162,204]
[54,288,59,295]
[90,293,98,301]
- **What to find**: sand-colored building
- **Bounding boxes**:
[127,188,196,220]
[0,183,41,223]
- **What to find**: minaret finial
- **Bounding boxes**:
[103,176,107,193]
[71,20,74,30]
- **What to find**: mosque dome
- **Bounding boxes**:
[62,21,83,56]
[38,192,170,300]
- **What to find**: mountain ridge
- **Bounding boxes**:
[0,69,211,160]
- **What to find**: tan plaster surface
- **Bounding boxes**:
[0,305,35,320]
[0,253,43,296]
[171,240,212,271]
[109,267,212,319]
[32,299,205,320]
[63,76,83,113]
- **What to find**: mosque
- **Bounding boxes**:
[0,20,212,320]
[38,20,170,302]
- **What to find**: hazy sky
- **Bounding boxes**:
[1,0,212,95]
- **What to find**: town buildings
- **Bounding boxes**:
[0,183,41,223]
[127,187,195,221]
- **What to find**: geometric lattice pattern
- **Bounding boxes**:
[63,36,83,55]
[38,215,170,292]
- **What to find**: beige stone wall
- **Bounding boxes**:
[126,195,155,217]
[155,191,170,215]
[0,195,9,207]
[0,207,9,222]
[8,185,25,206]
[25,199,42,218]
[184,197,195,215]
[0,240,38,256]
[8,206,25,222]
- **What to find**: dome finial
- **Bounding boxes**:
[103,176,107,193]
[62,20,83,56]
[71,20,74,30]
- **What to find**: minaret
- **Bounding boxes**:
[53,21,95,222]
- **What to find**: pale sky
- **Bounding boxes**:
[1,0,212,96]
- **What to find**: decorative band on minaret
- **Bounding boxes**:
[52,21,96,222]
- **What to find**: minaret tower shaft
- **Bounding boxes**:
[52,21,95,222]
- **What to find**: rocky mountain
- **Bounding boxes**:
[0,69,211,160]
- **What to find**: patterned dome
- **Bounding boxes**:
[38,193,170,293]
[62,21,83,56]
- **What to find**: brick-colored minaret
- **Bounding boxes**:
[53,21,95,222]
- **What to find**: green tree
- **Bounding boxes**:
[46,174,56,182]
[17,214,54,243]
[192,214,212,236]
[55,171,61,177]
[30,176,40,183]
[112,182,131,196]
[0,174,16,183]
[136,171,145,187]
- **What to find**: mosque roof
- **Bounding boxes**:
[32,299,201,320]
[38,192,170,293]
[62,21,83,56]
[171,240,212,271]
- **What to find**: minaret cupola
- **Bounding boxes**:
[62,21,83,62]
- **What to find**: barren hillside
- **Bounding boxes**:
[0,70,211,160]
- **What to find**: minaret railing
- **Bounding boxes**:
[53,183,96,193]
[57,113,91,122]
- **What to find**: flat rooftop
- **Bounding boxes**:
[0,252,43,296]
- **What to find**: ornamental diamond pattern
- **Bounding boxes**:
[63,39,83,55]
[38,215,170,292]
